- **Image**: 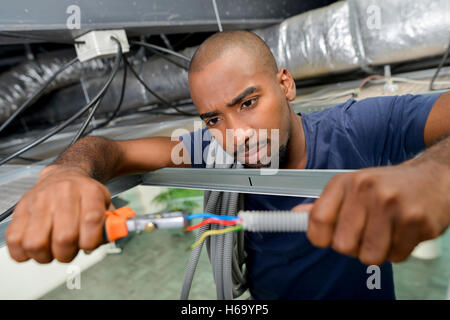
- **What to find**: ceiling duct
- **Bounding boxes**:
[1,0,448,127]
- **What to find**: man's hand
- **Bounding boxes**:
[5,165,112,264]
[5,135,185,264]
[293,162,450,265]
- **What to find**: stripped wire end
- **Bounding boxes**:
[186,225,243,251]
[185,217,243,232]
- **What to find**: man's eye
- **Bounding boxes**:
[206,118,219,126]
[242,98,257,109]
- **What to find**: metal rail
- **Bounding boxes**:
[141,168,350,197]
[0,168,351,248]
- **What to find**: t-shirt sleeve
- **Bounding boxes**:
[179,127,212,168]
[344,93,441,165]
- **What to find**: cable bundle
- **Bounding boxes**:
[184,213,242,250]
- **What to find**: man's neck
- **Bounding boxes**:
[284,111,307,169]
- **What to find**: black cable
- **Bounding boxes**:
[138,45,188,70]
[429,40,450,91]
[124,56,197,116]
[129,40,191,62]
[172,33,194,50]
[0,38,122,220]
[81,47,194,135]
[83,51,128,136]
[0,57,79,135]
[0,204,15,223]
[87,102,196,126]
[69,99,103,145]
[124,57,169,104]
[0,38,123,166]
[136,47,189,71]
[70,37,123,144]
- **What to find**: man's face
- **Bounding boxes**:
[188,47,295,168]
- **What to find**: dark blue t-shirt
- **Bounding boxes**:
[180,93,440,299]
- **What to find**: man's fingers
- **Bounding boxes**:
[358,192,394,265]
[307,175,346,247]
[21,199,54,263]
[51,195,80,263]
[79,194,109,250]
[291,203,314,213]
[5,203,30,262]
[387,219,423,263]
[331,194,367,258]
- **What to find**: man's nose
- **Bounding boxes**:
[226,117,254,145]
[233,128,255,147]
[224,114,257,153]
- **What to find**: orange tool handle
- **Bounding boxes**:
[104,206,136,242]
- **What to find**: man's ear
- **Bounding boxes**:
[277,68,296,101]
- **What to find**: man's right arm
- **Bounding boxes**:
[5,136,189,264]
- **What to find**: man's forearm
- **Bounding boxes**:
[49,136,123,183]
[411,133,450,169]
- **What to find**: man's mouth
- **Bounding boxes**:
[237,142,268,163]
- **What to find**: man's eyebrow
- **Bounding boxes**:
[199,86,260,119]
[227,86,260,107]
[199,111,219,120]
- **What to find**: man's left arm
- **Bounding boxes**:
[296,91,450,265]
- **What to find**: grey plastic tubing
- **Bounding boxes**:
[181,140,246,300]
[180,139,309,300]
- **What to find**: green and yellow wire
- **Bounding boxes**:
[187,225,243,251]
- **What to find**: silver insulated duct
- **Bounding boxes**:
[256,0,450,79]
[0,51,115,124]
[0,0,449,126]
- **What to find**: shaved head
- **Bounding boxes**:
[189,30,278,76]
[188,30,298,169]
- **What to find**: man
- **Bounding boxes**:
[5,31,450,299]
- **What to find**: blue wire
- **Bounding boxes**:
[185,213,240,221]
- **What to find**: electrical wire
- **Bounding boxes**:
[185,213,240,221]
[0,38,192,220]
[294,72,450,107]
[292,89,359,105]
[359,74,384,89]
[0,37,123,166]
[124,56,169,104]
[187,225,243,251]
[136,44,188,70]
[0,204,15,223]
[83,53,128,136]
[38,53,192,143]
[185,217,242,232]
[70,37,124,144]
[69,99,103,145]
[211,0,223,32]
[0,57,79,135]
[0,37,123,221]
[367,77,450,87]
[123,56,198,116]
[129,40,191,62]
[430,40,450,91]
